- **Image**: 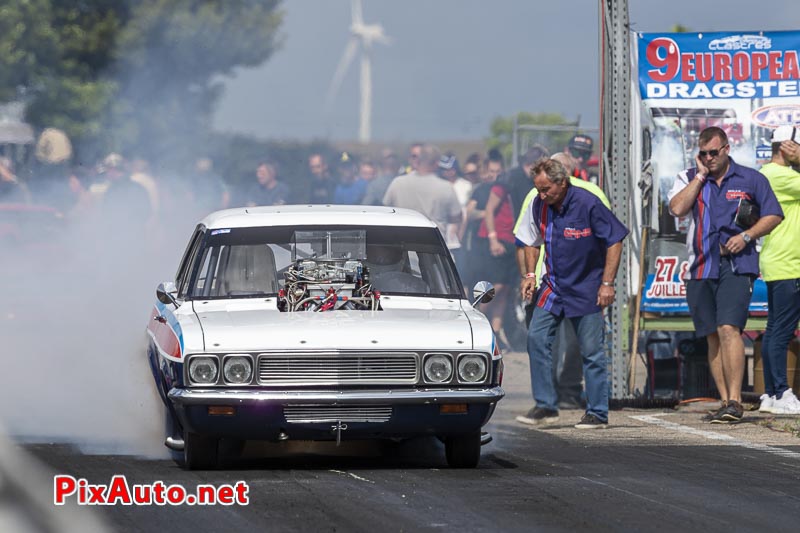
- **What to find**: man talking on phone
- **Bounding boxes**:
[669,126,783,423]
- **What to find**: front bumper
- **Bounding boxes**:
[168,386,504,441]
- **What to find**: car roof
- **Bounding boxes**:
[200,205,438,230]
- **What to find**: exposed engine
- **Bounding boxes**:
[277,258,380,312]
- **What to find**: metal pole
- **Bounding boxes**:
[601,0,632,399]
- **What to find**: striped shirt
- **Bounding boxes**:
[677,159,782,279]
[515,185,628,317]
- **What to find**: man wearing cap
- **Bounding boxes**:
[438,153,472,207]
[670,126,783,423]
[435,153,470,252]
[566,134,596,183]
[333,152,367,204]
[757,125,800,415]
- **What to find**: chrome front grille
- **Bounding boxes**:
[284,405,392,423]
[257,351,418,385]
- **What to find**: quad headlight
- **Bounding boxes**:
[188,356,218,384]
[457,354,487,383]
[223,355,253,384]
[423,353,453,383]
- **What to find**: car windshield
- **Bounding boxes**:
[185,224,463,299]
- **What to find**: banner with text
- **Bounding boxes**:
[635,30,800,314]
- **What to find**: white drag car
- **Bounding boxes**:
[146,205,504,469]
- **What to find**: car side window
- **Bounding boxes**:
[189,244,280,298]
[193,245,220,294]
[177,228,206,298]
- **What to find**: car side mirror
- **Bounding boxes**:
[471,281,495,308]
[156,282,179,307]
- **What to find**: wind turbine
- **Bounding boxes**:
[325,0,390,143]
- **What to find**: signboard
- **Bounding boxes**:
[635,30,800,315]
[640,255,768,314]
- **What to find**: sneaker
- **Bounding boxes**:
[711,400,744,424]
[516,407,560,426]
[758,394,776,414]
[771,389,800,415]
[574,413,608,429]
[702,401,728,422]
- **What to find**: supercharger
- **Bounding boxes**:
[277,258,381,312]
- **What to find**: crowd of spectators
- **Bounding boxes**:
[0,136,597,349]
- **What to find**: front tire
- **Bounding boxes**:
[183,431,219,470]
[445,432,481,468]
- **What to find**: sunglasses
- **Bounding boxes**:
[698,144,728,158]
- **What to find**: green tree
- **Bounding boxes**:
[0,0,284,165]
[487,112,577,164]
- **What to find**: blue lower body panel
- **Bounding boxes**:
[169,387,503,441]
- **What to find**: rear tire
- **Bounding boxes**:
[183,431,219,470]
[444,432,481,468]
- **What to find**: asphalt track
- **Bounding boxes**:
[19,351,800,532]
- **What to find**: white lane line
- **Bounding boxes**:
[329,469,376,483]
[630,414,800,460]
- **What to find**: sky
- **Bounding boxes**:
[212,0,800,143]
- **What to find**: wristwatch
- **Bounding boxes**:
[601,281,614,287]
[741,232,752,244]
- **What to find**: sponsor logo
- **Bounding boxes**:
[725,190,751,201]
[751,105,800,128]
[708,34,772,51]
[563,227,592,239]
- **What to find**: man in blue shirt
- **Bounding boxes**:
[515,158,628,428]
[670,126,783,423]
[333,152,367,205]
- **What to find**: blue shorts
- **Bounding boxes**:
[685,256,754,337]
